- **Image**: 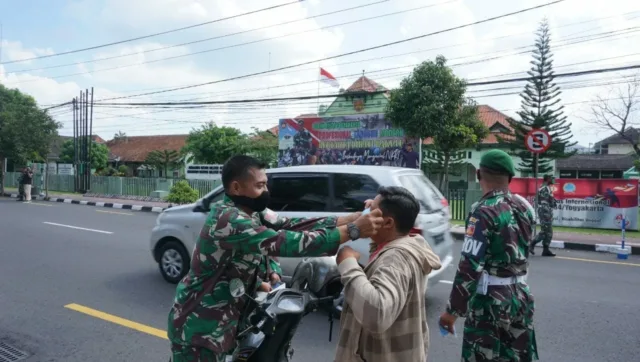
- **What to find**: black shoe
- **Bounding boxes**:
[542,248,556,257]
[529,243,536,255]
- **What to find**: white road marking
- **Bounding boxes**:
[439,280,454,284]
[43,222,113,234]
[24,202,53,207]
[96,210,133,216]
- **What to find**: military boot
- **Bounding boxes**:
[529,242,536,255]
[542,247,556,257]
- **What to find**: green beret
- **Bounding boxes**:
[479,149,515,177]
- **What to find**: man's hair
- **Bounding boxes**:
[222,155,266,189]
[377,186,420,234]
[543,174,552,182]
[479,167,511,183]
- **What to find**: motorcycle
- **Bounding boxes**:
[228,256,343,362]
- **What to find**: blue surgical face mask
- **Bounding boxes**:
[362,208,371,215]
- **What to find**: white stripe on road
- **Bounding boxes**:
[96,210,133,216]
[439,280,454,284]
[43,222,113,234]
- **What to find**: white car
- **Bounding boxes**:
[150,165,455,295]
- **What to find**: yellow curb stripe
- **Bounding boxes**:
[556,256,640,267]
[65,303,168,340]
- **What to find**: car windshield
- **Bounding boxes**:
[397,174,444,213]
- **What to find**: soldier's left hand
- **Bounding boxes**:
[269,272,281,284]
[258,282,272,292]
[336,246,361,265]
[439,312,457,334]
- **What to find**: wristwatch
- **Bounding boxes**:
[347,223,361,241]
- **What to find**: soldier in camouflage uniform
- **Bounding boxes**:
[440,150,539,362]
[167,155,383,362]
[530,175,557,257]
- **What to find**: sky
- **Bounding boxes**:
[0,0,638,148]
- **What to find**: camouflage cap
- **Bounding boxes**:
[479,149,516,177]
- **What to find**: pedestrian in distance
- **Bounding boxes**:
[167,155,384,362]
[21,167,33,202]
[334,186,442,362]
[16,169,25,201]
[439,149,539,362]
[530,174,557,257]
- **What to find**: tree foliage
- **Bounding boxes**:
[498,20,576,176]
[247,128,278,167]
[146,149,181,177]
[385,56,488,190]
[423,102,489,189]
[166,180,199,204]
[182,123,248,164]
[59,139,109,170]
[0,85,60,193]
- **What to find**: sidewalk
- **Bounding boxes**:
[1,189,170,213]
[451,225,640,255]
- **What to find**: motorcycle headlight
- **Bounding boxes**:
[276,296,304,313]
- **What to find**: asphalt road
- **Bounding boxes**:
[0,198,639,362]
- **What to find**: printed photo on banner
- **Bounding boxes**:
[277,113,420,168]
[509,178,639,230]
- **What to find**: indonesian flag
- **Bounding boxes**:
[320,67,339,88]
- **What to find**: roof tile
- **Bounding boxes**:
[106,134,188,163]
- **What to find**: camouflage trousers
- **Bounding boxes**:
[171,345,226,362]
[461,290,538,361]
[532,221,552,248]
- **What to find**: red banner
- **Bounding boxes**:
[509,178,639,230]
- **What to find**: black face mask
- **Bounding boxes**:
[227,191,270,212]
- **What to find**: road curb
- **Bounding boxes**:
[450,229,640,255]
[2,192,167,213]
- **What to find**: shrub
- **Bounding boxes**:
[166,180,199,204]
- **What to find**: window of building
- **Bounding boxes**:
[268,175,330,212]
[331,174,379,212]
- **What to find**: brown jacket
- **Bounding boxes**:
[334,235,442,362]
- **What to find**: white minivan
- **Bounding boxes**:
[150,165,455,293]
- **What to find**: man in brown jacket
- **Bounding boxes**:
[334,186,442,362]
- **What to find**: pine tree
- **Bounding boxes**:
[499,19,576,176]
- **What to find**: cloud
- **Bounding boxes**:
[2,0,639,147]
[0,40,55,63]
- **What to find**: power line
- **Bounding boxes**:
[4,0,450,85]
[0,0,304,65]
[86,0,568,101]
[84,64,640,108]
[6,0,392,74]
[38,8,640,105]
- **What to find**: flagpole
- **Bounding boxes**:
[317,66,320,115]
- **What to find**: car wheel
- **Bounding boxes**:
[158,240,190,284]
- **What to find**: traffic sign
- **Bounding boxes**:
[525,129,551,154]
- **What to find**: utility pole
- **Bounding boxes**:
[84,88,90,191]
[73,97,78,192]
[88,87,94,192]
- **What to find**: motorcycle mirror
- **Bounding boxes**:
[229,278,245,298]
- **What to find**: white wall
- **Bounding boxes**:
[608,143,634,155]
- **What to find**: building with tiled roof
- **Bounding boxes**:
[319,75,389,116]
[106,134,188,177]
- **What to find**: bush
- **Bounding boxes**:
[166,180,199,204]
[118,165,132,176]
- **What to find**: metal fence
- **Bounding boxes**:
[446,188,485,221]
[3,172,221,199]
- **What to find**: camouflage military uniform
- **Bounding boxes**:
[168,195,341,361]
[532,185,557,249]
[447,190,538,361]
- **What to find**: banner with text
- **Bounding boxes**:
[510,178,639,230]
[277,114,419,167]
